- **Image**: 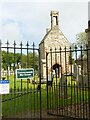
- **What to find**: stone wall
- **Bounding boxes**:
[39,11,70,79]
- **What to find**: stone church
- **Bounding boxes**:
[39,11,70,79]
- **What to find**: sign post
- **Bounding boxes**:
[16,68,34,79]
[0,80,9,94]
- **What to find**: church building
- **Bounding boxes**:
[39,11,70,79]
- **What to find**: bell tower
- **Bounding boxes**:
[50,11,59,29]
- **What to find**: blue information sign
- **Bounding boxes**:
[0,80,9,94]
[0,80,9,84]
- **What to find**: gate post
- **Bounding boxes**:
[46,52,49,113]
[0,40,2,119]
[85,20,90,119]
[38,48,42,119]
[0,40,1,80]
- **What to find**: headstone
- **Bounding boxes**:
[60,74,67,98]
[60,74,66,86]
[48,71,53,86]
[73,64,78,80]
[78,75,88,87]
[78,65,81,75]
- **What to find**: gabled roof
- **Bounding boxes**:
[39,28,52,45]
[39,26,70,46]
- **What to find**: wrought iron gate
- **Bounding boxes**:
[0,40,42,119]
[0,40,90,119]
[46,46,90,119]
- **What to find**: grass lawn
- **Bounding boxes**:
[8,74,39,90]
[2,88,47,117]
[2,74,47,117]
[2,75,89,118]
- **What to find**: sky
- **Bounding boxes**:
[0,1,88,48]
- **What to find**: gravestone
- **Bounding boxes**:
[60,74,66,86]
[73,64,78,80]
[60,74,67,97]
[78,75,88,87]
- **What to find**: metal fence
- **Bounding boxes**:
[0,40,42,119]
[0,40,90,119]
[46,45,90,119]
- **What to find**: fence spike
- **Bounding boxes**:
[26,41,29,47]
[6,40,9,46]
[13,40,16,46]
[20,41,23,46]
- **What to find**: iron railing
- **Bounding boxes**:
[46,45,90,119]
[0,40,90,119]
[0,41,42,119]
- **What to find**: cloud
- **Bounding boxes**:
[0,2,88,47]
[0,20,24,45]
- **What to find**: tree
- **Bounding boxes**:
[68,43,75,65]
[2,50,39,72]
[70,32,88,59]
[2,51,7,70]
[76,32,88,48]
[2,51,14,70]
[69,52,74,65]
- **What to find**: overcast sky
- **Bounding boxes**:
[0,1,88,47]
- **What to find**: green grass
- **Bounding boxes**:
[2,87,47,117]
[2,75,89,118]
[8,74,39,89]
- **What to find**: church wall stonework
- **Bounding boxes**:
[39,11,70,79]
